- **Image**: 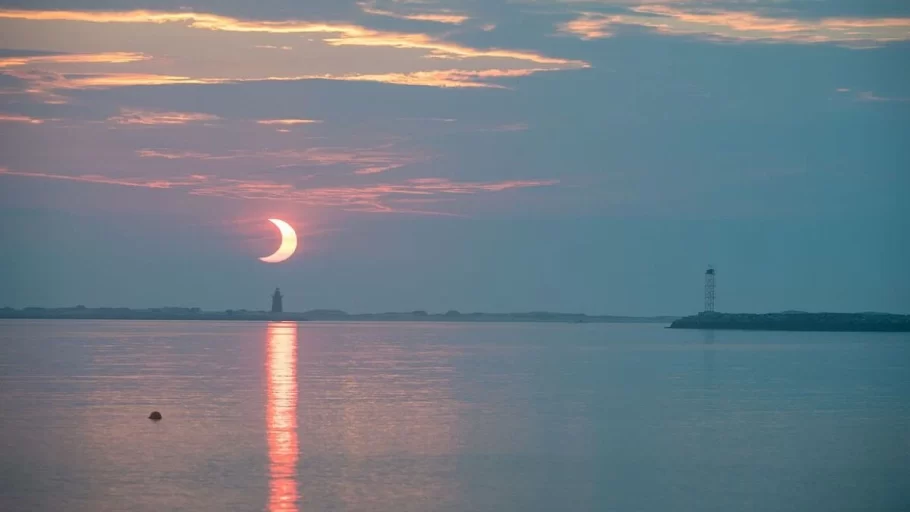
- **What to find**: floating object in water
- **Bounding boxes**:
[148,411,162,420]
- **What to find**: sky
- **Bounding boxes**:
[0,0,908,315]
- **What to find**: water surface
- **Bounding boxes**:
[1,320,908,511]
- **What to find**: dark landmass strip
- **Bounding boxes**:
[670,311,910,332]
[0,306,677,324]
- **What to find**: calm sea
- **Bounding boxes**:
[0,320,908,512]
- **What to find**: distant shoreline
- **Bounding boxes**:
[670,311,910,332]
[0,307,677,324]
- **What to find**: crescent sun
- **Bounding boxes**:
[259,218,298,263]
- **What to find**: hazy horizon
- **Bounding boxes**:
[5,297,909,318]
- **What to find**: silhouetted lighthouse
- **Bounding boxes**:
[704,267,715,312]
[271,288,283,313]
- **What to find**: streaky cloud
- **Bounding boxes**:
[0,168,209,189]
[108,108,220,125]
[26,68,563,92]
[0,113,46,124]
[557,12,618,40]
[0,51,149,68]
[0,168,558,214]
[359,1,470,25]
[321,68,562,88]
[557,5,910,46]
[0,7,588,100]
[0,8,583,66]
[257,119,323,125]
[135,149,225,160]
[135,146,424,176]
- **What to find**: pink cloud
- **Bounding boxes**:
[0,168,208,188]
[256,119,323,125]
[5,67,575,103]
[359,2,470,25]
[0,8,589,103]
[135,146,423,175]
[0,167,558,214]
[108,108,221,125]
[326,68,563,89]
[557,12,618,40]
[2,69,211,102]
[135,149,225,159]
[558,6,910,46]
[0,51,148,68]
[0,9,582,66]
[188,176,559,213]
[0,113,46,124]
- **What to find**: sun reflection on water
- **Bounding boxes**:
[266,322,299,512]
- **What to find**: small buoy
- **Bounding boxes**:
[149,411,162,420]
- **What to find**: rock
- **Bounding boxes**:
[148,411,162,420]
